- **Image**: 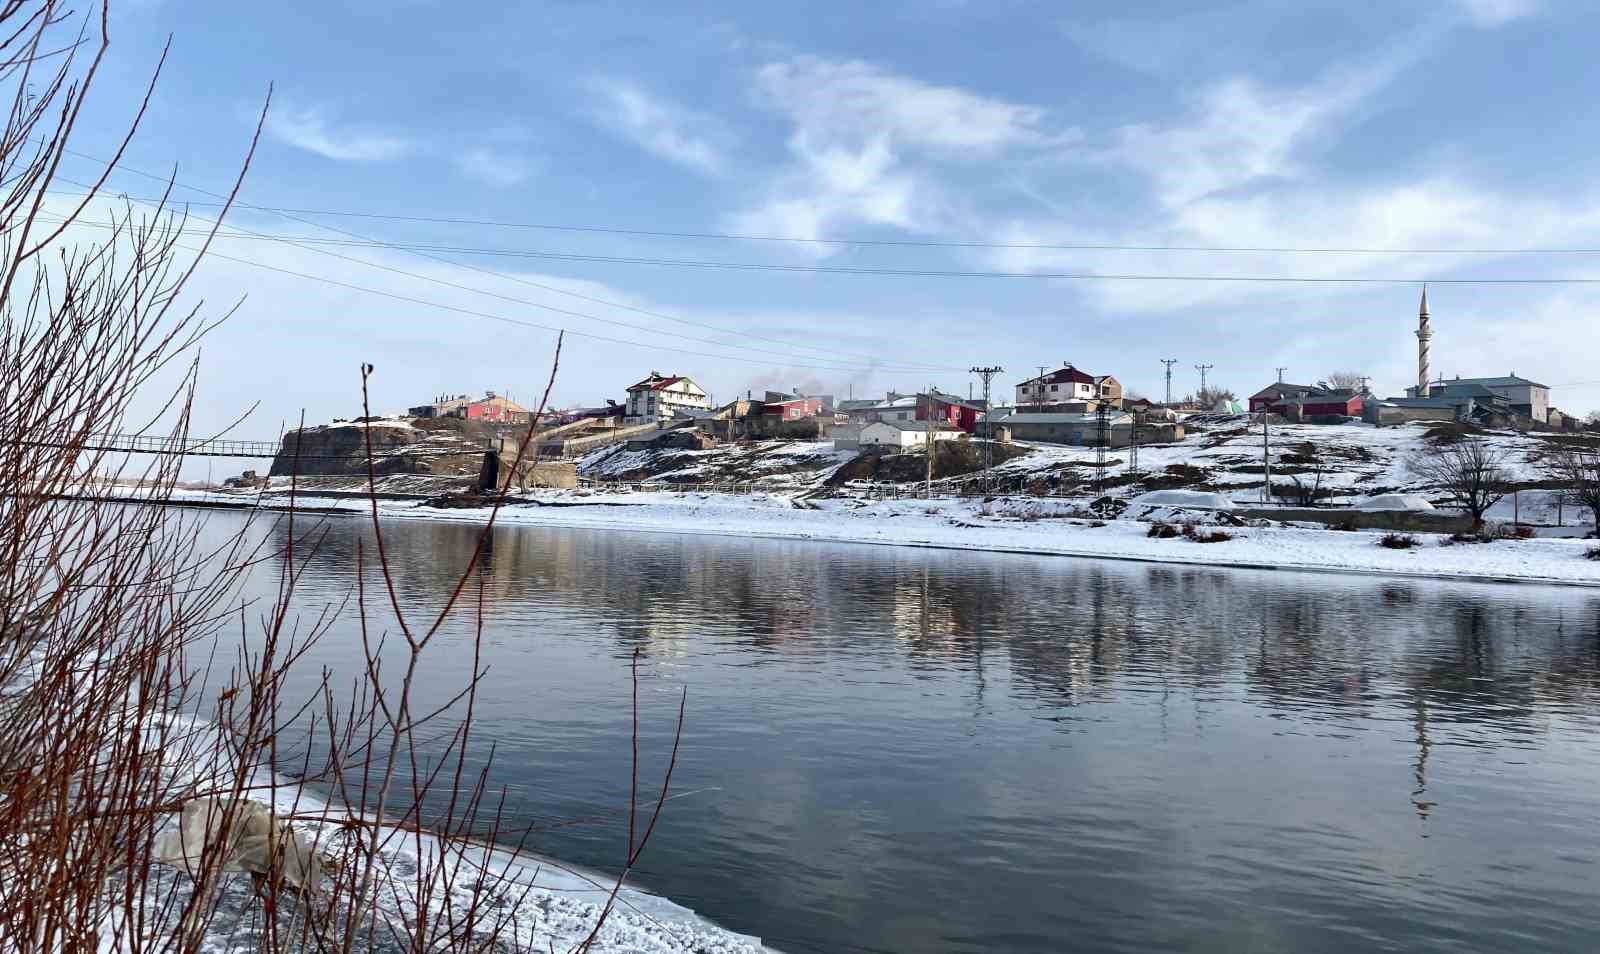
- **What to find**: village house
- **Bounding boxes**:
[1015,364,1099,407]
[983,411,1134,447]
[851,420,964,451]
[846,394,919,425]
[1248,383,1322,413]
[1411,374,1551,423]
[408,391,530,424]
[1247,381,1364,421]
[625,371,711,423]
[920,390,985,433]
[408,393,472,418]
[763,395,825,421]
[1094,375,1124,409]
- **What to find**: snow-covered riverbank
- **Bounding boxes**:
[183,487,1600,588]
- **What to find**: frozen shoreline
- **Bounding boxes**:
[179,487,1600,588]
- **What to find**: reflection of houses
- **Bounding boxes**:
[625,371,710,423]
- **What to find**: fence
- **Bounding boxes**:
[578,477,1090,501]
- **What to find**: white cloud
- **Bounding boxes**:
[732,56,1068,243]
[1454,0,1538,28]
[985,178,1600,316]
[590,80,725,175]
[753,56,1050,155]
[1113,61,1400,209]
[454,147,532,187]
[266,105,412,162]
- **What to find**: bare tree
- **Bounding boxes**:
[1411,438,1510,528]
[1195,386,1237,408]
[1321,371,1365,391]
[1546,443,1600,533]
[0,4,678,952]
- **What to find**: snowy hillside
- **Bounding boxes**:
[578,420,1587,509]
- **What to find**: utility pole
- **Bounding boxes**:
[1276,367,1287,383]
[1036,365,1048,409]
[970,365,1004,494]
[1262,408,1271,504]
[1129,407,1140,481]
[1161,358,1179,407]
[1195,363,1213,395]
[925,388,935,499]
[1095,402,1110,494]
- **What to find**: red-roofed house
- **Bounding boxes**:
[625,371,710,423]
[763,396,825,421]
[1016,364,1098,406]
[917,391,984,433]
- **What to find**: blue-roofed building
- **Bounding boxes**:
[1406,374,1550,423]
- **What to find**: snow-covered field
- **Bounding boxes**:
[182,487,1600,588]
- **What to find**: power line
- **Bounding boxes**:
[53,156,961,373]
[171,242,936,374]
[42,211,953,375]
[44,207,1600,285]
[42,186,1600,256]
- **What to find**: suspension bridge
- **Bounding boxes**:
[32,433,292,459]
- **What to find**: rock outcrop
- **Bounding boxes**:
[270,417,493,478]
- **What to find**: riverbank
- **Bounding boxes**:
[187,487,1600,588]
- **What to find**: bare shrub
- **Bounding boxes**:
[1181,523,1234,543]
[0,6,676,952]
[1379,533,1421,550]
[1147,521,1181,539]
[1585,547,1600,561]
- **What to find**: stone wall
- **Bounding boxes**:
[1234,506,1475,533]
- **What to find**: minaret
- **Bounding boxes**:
[1415,285,1432,397]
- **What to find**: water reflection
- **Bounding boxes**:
[240,513,1600,954]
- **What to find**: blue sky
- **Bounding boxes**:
[58,0,1600,443]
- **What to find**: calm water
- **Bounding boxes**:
[216,512,1600,954]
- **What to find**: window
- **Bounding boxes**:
[1050,384,1059,392]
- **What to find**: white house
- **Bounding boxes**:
[846,394,919,425]
[858,420,963,450]
[1015,364,1099,406]
[625,371,710,423]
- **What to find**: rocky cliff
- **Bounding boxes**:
[270,417,495,478]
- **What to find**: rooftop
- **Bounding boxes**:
[1436,374,1550,390]
[992,412,1134,425]
[1018,365,1096,387]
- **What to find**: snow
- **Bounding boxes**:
[209,488,1600,588]
[4,567,775,954]
[1355,493,1436,511]
[1130,490,1237,510]
[318,418,416,431]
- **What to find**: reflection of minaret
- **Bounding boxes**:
[1412,692,1435,826]
[1415,285,1432,396]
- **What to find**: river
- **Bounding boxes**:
[213,510,1600,954]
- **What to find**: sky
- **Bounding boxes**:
[47,0,1600,449]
